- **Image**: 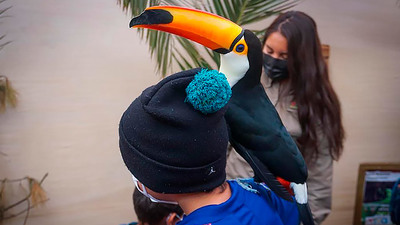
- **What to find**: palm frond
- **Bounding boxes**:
[118,0,299,76]
[117,0,160,16]
[0,35,11,51]
[172,50,192,71]
[202,0,299,25]
[203,47,220,68]
[0,5,11,19]
[0,2,11,49]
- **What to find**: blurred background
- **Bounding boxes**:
[0,0,399,224]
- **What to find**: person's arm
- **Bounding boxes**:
[306,150,333,225]
[306,130,333,225]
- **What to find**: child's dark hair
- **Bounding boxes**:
[133,189,183,225]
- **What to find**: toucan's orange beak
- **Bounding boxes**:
[130,6,243,54]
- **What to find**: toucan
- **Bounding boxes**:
[129,6,314,225]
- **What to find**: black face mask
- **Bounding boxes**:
[263,53,289,81]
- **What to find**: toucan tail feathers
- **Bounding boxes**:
[297,203,315,225]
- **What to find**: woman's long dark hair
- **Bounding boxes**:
[262,11,345,164]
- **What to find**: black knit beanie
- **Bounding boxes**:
[119,68,232,194]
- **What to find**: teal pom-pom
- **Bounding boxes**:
[185,69,232,114]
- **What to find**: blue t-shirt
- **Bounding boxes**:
[177,179,299,225]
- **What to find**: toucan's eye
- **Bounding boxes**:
[236,44,245,52]
[233,39,248,55]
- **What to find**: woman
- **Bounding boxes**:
[226,11,345,224]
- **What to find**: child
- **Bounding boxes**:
[121,188,183,225]
[119,68,299,225]
[127,188,184,225]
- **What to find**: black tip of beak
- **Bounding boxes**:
[129,9,173,28]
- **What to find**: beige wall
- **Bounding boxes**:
[0,0,158,224]
[0,0,399,224]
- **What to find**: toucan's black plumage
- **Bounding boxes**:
[226,30,308,196]
[129,6,314,225]
[226,29,315,225]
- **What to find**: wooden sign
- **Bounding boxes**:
[353,163,400,225]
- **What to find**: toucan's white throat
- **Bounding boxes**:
[219,51,249,87]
